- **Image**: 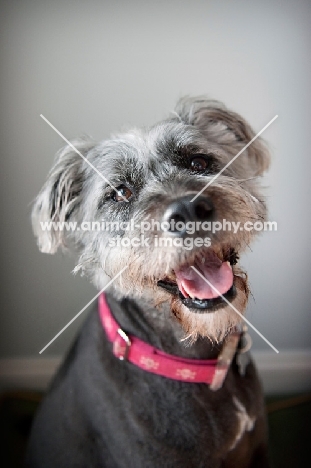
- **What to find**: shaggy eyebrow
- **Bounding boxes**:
[155,143,206,165]
[98,164,146,190]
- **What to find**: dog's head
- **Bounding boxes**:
[32,97,270,341]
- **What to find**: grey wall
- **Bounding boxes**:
[1,0,310,358]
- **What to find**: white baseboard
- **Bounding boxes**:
[0,351,310,394]
[253,350,311,394]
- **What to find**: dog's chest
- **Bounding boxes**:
[93,370,258,467]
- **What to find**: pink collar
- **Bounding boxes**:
[99,293,241,391]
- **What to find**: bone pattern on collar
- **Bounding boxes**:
[99,293,241,389]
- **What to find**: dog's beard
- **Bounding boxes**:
[86,243,249,343]
[170,270,248,344]
[156,248,248,343]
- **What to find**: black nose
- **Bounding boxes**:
[162,195,214,235]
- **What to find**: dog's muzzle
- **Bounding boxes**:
[158,195,237,312]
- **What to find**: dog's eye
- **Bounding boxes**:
[112,185,133,202]
[189,155,210,172]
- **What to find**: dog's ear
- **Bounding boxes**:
[175,97,270,176]
[32,137,95,254]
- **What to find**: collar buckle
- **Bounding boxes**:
[113,328,131,361]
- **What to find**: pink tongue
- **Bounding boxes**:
[175,256,233,300]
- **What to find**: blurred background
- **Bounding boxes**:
[1,0,310,383]
[0,0,310,465]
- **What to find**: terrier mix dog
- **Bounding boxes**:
[26,97,271,467]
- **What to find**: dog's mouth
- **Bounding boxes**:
[157,247,238,313]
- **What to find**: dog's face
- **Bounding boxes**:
[32,97,270,342]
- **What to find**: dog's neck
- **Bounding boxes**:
[105,293,224,360]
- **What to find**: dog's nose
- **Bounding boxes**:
[162,195,214,235]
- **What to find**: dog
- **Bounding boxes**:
[26,97,271,467]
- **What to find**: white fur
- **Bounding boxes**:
[229,396,256,450]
